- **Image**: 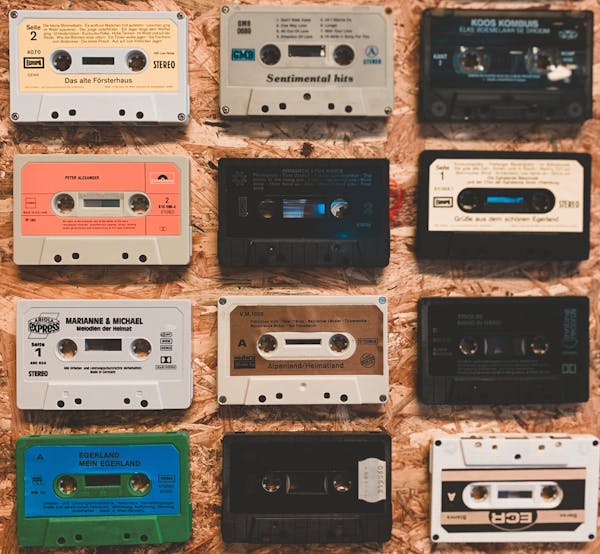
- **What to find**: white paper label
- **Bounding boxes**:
[428,158,584,233]
[358,457,386,503]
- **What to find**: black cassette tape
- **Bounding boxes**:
[416,151,591,260]
[221,432,392,544]
[218,158,389,267]
[418,297,589,405]
[419,9,593,122]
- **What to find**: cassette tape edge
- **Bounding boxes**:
[217,295,389,405]
[16,431,192,547]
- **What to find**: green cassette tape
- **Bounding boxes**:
[16,431,192,547]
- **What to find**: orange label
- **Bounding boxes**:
[20,162,181,236]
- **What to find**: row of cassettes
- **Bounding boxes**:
[11,152,592,266]
[16,295,590,410]
[9,7,593,123]
[16,431,600,546]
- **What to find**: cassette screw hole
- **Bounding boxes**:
[459,336,478,356]
[589,534,595,540]
[331,198,350,219]
[567,102,583,119]
[124,398,131,404]
[333,472,352,493]
[55,193,75,214]
[541,485,559,501]
[10,10,17,18]
[52,50,72,72]
[470,485,488,501]
[57,400,65,408]
[74,534,82,541]
[136,111,144,119]
[279,103,286,110]
[140,534,148,542]
[530,336,549,355]
[68,109,76,116]
[139,255,147,263]
[329,333,349,353]
[539,444,546,450]
[72,252,79,260]
[58,338,77,359]
[261,473,282,493]
[130,473,151,494]
[219,395,227,403]
[129,193,150,215]
[492,444,498,450]
[379,394,387,402]
[340,394,348,402]
[345,105,352,113]
[131,338,152,359]
[333,44,355,66]
[593,440,599,446]
[430,100,448,118]
[261,105,269,113]
[432,534,439,541]
[54,254,62,263]
[58,475,77,495]
[303,93,311,101]
[276,392,283,399]
[51,111,59,119]
[324,392,330,399]
[119,109,126,116]
[260,44,281,65]
[124,533,131,539]
[434,440,442,446]
[57,537,66,545]
[74,398,81,405]
[328,103,335,110]
[257,334,277,353]
[141,400,148,407]
[514,454,521,460]
[258,395,266,403]
[122,252,129,260]
[127,50,147,72]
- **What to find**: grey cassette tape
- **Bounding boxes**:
[17,300,193,410]
[430,434,600,543]
[9,10,189,124]
[13,155,191,266]
[219,5,394,117]
[217,295,389,405]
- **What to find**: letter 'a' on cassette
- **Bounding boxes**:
[419,8,593,122]
[16,432,192,547]
[219,5,394,117]
[429,434,600,543]
[217,295,389,405]
[16,299,193,410]
[9,10,189,124]
[221,431,392,543]
[13,154,192,266]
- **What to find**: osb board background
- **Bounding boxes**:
[0,0,598,551]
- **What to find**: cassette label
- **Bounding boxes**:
[416,151,591,260]
[218,296,388,405]
[218,158,390,267]
[418,297,589,405]
[219,6,394,116]
[420,9,593,122]
[13,155,191,265]
[222,432,392,543]
[17,299,193,410]
[9,10,189,123]
[430,434,600,543]
[17,432,192,547]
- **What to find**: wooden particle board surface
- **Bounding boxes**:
[0,0,599,552]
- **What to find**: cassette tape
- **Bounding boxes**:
[219,5,394,117]
[13,154,191,265]
[418,297,589,405]
[9,10,189,124]
[17,299,192,410]
[16,431,192,547]
[430,434,600,543]
[217,296,388,405]
[416,151,591,260]
[420,9,593,122]
[218,158,390,267]
[222,431,392,543]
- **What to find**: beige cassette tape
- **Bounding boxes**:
[13,155,191,265]
[217,295,389,405]
[9,10,189,124]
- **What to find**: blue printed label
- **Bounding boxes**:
[231,48,255,61]
[24,444,180,517]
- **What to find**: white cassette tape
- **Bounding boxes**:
[17,300,193,410]
[217,295,389,405]
[430,434,600,543]
[13,154,191,265]
[219,5,394,117]
[9,10,189,124]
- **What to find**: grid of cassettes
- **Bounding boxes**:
[7,4,599,551]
